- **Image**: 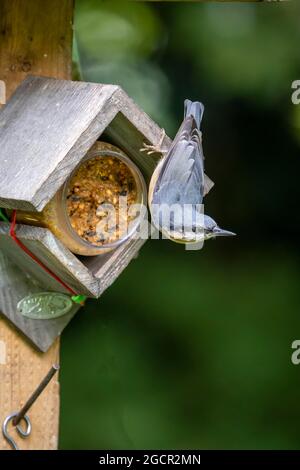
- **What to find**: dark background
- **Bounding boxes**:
[60,0,300,449]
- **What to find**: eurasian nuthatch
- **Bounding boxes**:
[142,99,235,244]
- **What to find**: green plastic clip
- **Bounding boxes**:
[71,295,87,305]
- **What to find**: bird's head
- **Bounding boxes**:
[201,215,236,240]
[156,213,235,244]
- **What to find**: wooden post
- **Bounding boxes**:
[0,0,73,450]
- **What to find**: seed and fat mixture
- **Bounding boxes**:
[66,156,138,246]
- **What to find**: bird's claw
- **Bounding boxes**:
[140,129,167,156]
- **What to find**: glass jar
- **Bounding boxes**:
[15,142,147,256]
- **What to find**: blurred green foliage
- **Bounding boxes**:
[173,3,300,104]
[60,1,300,449]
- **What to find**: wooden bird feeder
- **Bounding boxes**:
[0,75,170,352]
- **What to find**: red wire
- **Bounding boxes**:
[10,209,78,297]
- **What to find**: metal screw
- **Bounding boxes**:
[12,364,60,426]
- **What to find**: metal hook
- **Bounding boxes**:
[2,364,59,450]
[2,412,31,450]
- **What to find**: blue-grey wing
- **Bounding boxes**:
[152,118,205,207]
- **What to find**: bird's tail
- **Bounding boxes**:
[184,99,204,129]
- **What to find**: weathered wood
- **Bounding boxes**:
[0,76,167,212]
[0,251,79,352]
[0,320,60,450]
[0,0,73,451]
[0,214,147,350]
[0,1,73,98]
[0,73,169,351]
[0,223,100,297]
[0,71,169,352]
[0,220,148,299]
[104,90,165,180]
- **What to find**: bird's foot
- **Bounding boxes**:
[140,129,167,156]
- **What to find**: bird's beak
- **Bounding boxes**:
[213,227,236,237]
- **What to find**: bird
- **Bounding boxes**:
[141,99,235,244]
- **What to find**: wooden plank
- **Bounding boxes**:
[0,320,60,450]
[0,76,167,212]
[0,218,149,299]
[0,223,100,298]
[0,216,147,349]
[0,251,79,352]
[0,77,118,211]
[0,0,73,451]
[104,89,168,180]
[0,1,73,98]
[82,223,150,295]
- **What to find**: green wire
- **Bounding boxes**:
[0,208,9,222]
